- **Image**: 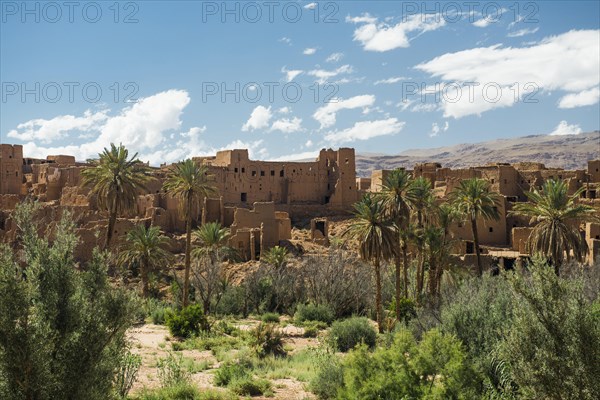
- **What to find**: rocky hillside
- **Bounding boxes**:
[356,131,600,177]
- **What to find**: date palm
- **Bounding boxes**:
[162,159,217,307]
[408,177,434,295]
[192,222,238,263]
[449,178,501,276]
[510,179,597,274]
[118,224,173,297]
[378,168,414,317]
[343,194,396,333]
[262,245,289,270]
[81,143,153,250]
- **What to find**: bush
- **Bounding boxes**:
[0,204,137,400]
[229,377,272,396]
[114,351,142,399]
[389,297,417,326]
[251,322,286,358]
[157,352,191,387]
[261,312,280,323]
[214,360,252,387]
[327,317,377,352]
[135,382,200,400]
[215,285,246,317]
[165,304,209,338]
[303,325,319,338]
[310,348,344,399]
[295,303,335,325]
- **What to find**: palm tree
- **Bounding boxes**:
[426,203,460,297]
[81,143,153,250]
[118,224,173,297]
[449,178,501,276]
[261,246,289,269]
[163,159,217,307]
[407,177,434,295]
[343,194,396,333]
[378,169,414,318]
[191,222,237,313]
[509,179,598,275]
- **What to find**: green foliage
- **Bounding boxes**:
[157,352,191,388]
[214,285,247,317]
[0,202,137,400]
[165,304,209,338]
[327,317,377,352]
[114,351,142,399]
[214,360,252,386]
[261,245,289,269]
[303,325,319,338]
[229,376,272,396]
[389,297,417,326]
[309,347,344,399]
[336,329,477,399]
[251,322,286,358]
[499,259,600,399]
[134,383,237,400]
[294,303,335,325]
[261,312,280,323]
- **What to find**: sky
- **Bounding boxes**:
[1,0,599,164]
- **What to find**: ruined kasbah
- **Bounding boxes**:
[1,143,600,269]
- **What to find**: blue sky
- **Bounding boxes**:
[1,0,599,164]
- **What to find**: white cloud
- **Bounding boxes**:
[558,86,600,109]
[313,94,375,129]
[303,47,317,55]
[270,117,303,133]
[307,64,353,84]
[549,121,582,136]
[326,52,344,63]
[279,37,292,45]
[8,109,109,143]
[415,30,600,118]
[305,140,313,148]
[472,18,491,28]
[14,90,192,161]
[429,121,450,137]
[268,150,320,162]
[281,66,303,82]
[348,13,445,52]
[277,107,291,114]
[507,27,539,37]
[242,105,272,131]
[324,118,405,144]
[374,76,407,85]
[304,2,317,10]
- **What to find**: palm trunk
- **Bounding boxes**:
[104,200,118,250]
[183,195,193,307]
[402,243,409,298]
[141,256,149,298]
[374,257,383,334]
[471,216,482,276]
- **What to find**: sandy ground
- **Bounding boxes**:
[127,323,316,399]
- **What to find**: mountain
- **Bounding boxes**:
[355,131,600,177]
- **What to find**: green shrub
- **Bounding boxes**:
[215,286,247,317]
[113,351,142,399]
[389,297,417,326]
[309,348,344,399]
[135,382,200,400]
[327,317,377,352]
[214,360,252,386]
[151,306,171,325]
[165,304,209,338]
[229,376,272,396]
[303,325,319,338]
[157,352,191,387]
[261,312,281,323]
[251,322,286,358]
[295,304,335,325]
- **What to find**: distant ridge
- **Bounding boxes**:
[355,131,600,177]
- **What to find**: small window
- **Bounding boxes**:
[234,167,238,173]
[242,167,245,173]
[252,171,257,177]
[279,170,284,177]
[271,170,275,176]
[489,227,494,233]
[491,179,495,184]
[260,171,265,176]
[345,158,349,164]
[241,193,247,202]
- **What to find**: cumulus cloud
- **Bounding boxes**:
[13,90,192,161]
[473,18,491,28]
[548,121,582,136]
[326,52,344,63]
[415,30,600,118]
[307,64,354,84]
[242,105,272,131]
[313,94,375,129]
[324,118,405,144]
[270,117,303,133]
[429,121,449,137]
[558,86,600,109]
[303,47,317,55]
[347,13,445,52]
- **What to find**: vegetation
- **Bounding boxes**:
[327,317,377,352]
[165,304,209,338]
[119,224,173,297]
[0,202,137,400]
[294,303,334,325]
[163,159,217,307]
[81,143,153,250]
[510,179,598,274]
